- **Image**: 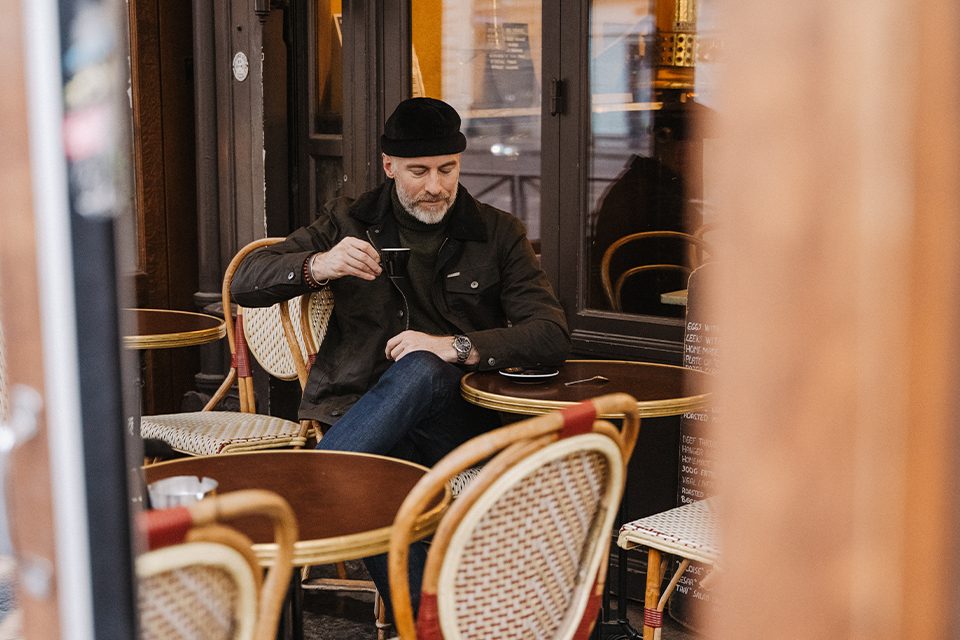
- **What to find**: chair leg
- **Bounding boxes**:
[375,592,390,640]
[643,549,663,640]
[652,557,691,640]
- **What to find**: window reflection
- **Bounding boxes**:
[314,0,343,134]
[412,0,543,244]
[586,0,716,318]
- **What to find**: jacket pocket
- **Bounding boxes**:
[443,265,501,313]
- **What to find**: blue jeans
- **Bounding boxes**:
[315,351,500,621]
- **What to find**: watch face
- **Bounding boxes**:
[454,335,471,360]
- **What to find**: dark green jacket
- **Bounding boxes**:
[230,181,570,423]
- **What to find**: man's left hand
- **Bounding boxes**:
[385,330,456,362]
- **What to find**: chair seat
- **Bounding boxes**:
[447,465,483,497]
[617,498,719,566]
[141,412,306,456]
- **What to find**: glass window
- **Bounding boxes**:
[315,0,343,134]
[584,0,717,318]
[412,0,543,245]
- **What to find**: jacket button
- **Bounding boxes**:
[470,281,479,289]
[398,310,404,317]
[331,409,342,417]
[374,228,381,234]
[287,271,295,280]
[487,357,496,366]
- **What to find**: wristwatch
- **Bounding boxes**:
[452,334,472,364]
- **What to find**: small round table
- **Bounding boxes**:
[145,450,449,640]
[124,308,225,350]
[125,309,227,454]
[144,450,448,567]
[460,359,711,418]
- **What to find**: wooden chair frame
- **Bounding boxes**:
[600,231,713,311]
[207,237,330,417]
[137,489,298,640]
[141,238,333,457]
[388,393,640,640]
[617,499,719,640]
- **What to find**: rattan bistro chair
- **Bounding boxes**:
[388,393,640,640]
[600,231,713,312]
[616,499,719,639]
[137,489,298,640]
[140,238,333,456]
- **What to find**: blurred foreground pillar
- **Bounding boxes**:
[712,0,960,637]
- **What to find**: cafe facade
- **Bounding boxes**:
[128,0,716,417]
[134,0,707,611]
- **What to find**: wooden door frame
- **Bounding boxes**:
[127,0,204,415]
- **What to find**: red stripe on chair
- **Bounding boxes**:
[559,401,597,438]
[235,315,251,378]
[140,507,192,550]
[415,592,443,640]
[572,576,603,639]
[643,607,664,628]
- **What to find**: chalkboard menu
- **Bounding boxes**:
[475,23,538,109]
[673,264,720,628]
[679,316,719,504]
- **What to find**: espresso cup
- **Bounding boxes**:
[147,475,218,508]
[380,247,411,277]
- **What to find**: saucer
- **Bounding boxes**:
[498,367,560,384]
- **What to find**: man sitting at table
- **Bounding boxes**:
[230,96,570,621]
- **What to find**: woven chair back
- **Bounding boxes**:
[241,287,333,381]
[437,434,622,640]
[136,489,297,640]
[389,393,640,640]
[137,541,258,640]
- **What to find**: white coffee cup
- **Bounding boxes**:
[148,475,218,508]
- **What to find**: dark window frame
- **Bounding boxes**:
[544,0,685,363]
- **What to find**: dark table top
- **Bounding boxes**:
[143,450,448,566]
[124,308,226,350]
[461,359,711,418]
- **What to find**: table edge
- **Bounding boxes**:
[124,308,226,349]
[461,360,712,417]
[143,450,449,567]
[254,507,447,567]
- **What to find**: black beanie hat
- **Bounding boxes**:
[381,97,467,157]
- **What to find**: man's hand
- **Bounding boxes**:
[386,330,458,362]
[310,238,382,282]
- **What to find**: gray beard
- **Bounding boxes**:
[397,182,458,224]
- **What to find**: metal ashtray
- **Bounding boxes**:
[147,475,218,508]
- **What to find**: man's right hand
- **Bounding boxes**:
[309,237,382,282]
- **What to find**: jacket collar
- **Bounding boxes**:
[349,180,487,242]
